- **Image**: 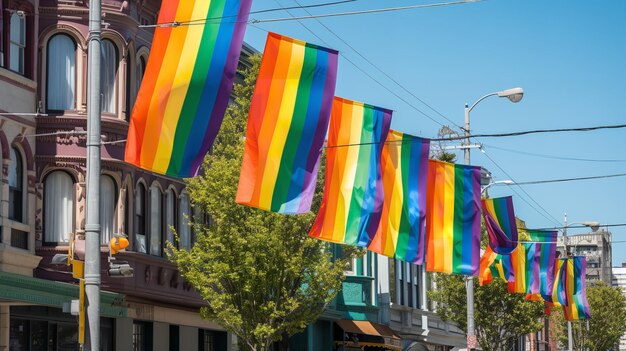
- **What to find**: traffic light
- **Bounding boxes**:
[108,234,133,277]
[109,236,129,255]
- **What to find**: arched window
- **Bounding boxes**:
[44,171,74,243]
[9,12,26,75]
[136,55,146,98]
[134,183,147,253]
[100,175,116,245]
[47,34,76,110]
[101,39,118,113]
[165,189,178,249]
[178,192,191,250]
[149,185,162,256]
[8,147,24,222]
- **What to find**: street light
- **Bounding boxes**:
[463,87,524,350]
[562,215,600,351]
[481,179,514,196]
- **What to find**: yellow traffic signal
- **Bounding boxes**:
[109,237,129,255]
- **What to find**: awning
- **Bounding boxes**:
[0,271,127,317]
[336,320,402,350]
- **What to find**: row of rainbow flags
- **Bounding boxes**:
[123,0,590,320]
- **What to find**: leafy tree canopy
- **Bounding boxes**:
[168,54,359,351]
[554,280,626,351]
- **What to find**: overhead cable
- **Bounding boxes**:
[140,0,482,28]
[139,0,358,28]
[483,143,626,163]
[326,123,626,148]
[512,173,626,186]
[289,0,463,130]
[251,0,482,23]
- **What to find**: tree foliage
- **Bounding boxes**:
[429,275,545,351]
[554,280,626,351]
[168,54,358,351]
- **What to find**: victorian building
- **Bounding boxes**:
[1,0,236,349]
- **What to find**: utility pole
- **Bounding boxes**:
[85,0,102,349]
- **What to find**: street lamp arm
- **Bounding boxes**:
[466,92,499,113]
[481,180,514,195]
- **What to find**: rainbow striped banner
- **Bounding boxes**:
[507,243,527,293]
[563,256,592,320]
[368,131,430,264]
[236,33,338,213]
[482,196,518,254]
[525,230,558,298]
[480,230,557,297]
[551,258,569,307]
[125,0,252,177]
[309,97,391,246]
[425,160,481,276]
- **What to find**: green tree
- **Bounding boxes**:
[428,166,545,351]
[429,275,545,351]
[554,281,626,351]
[168,55,358,351]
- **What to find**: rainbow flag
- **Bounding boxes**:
[236,33,338,213]
[482,196,518,254]
[125,0,252,177]
[562,256,592,320]
[480,230,557,297]
[425,160,481,276]
[551,258,569,306]
[526,230,558,298]
[368,131,430,264]
[507,243,527,293]
[309,97,391,246]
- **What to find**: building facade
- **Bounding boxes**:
[557,228,613,284]
[1,0,236,349]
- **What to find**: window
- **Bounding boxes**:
[178,192,191,249]
[393,260,420,308]
[166,189,178,249]
[135,55,146,100]
[100,176,116,245]
[9,12,25,74]
[134,183,147,253]
[44,171,74,243]
[132,321,152,351]
[47,34,76,110]
[101,39,118,113]
[199,330,215,351]
[149,185,162,256]
[8,147,24,222]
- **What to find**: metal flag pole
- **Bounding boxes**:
[85,0,103,349]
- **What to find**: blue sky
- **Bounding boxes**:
[242,0,626,266]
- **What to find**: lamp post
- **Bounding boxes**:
[85,0,103,349]
[463,87,524,350]
[562,214,599,351]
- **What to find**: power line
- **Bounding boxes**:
[141,0,482,27]
[289,0,463,130]
[513,173,626,186]
[533,223,626,231]
[325,123,626,148]
[139,0,359,28]
[483,143,626,163]
[254,1,449,129]
[252,0,482,23]
[480,148,562,227]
